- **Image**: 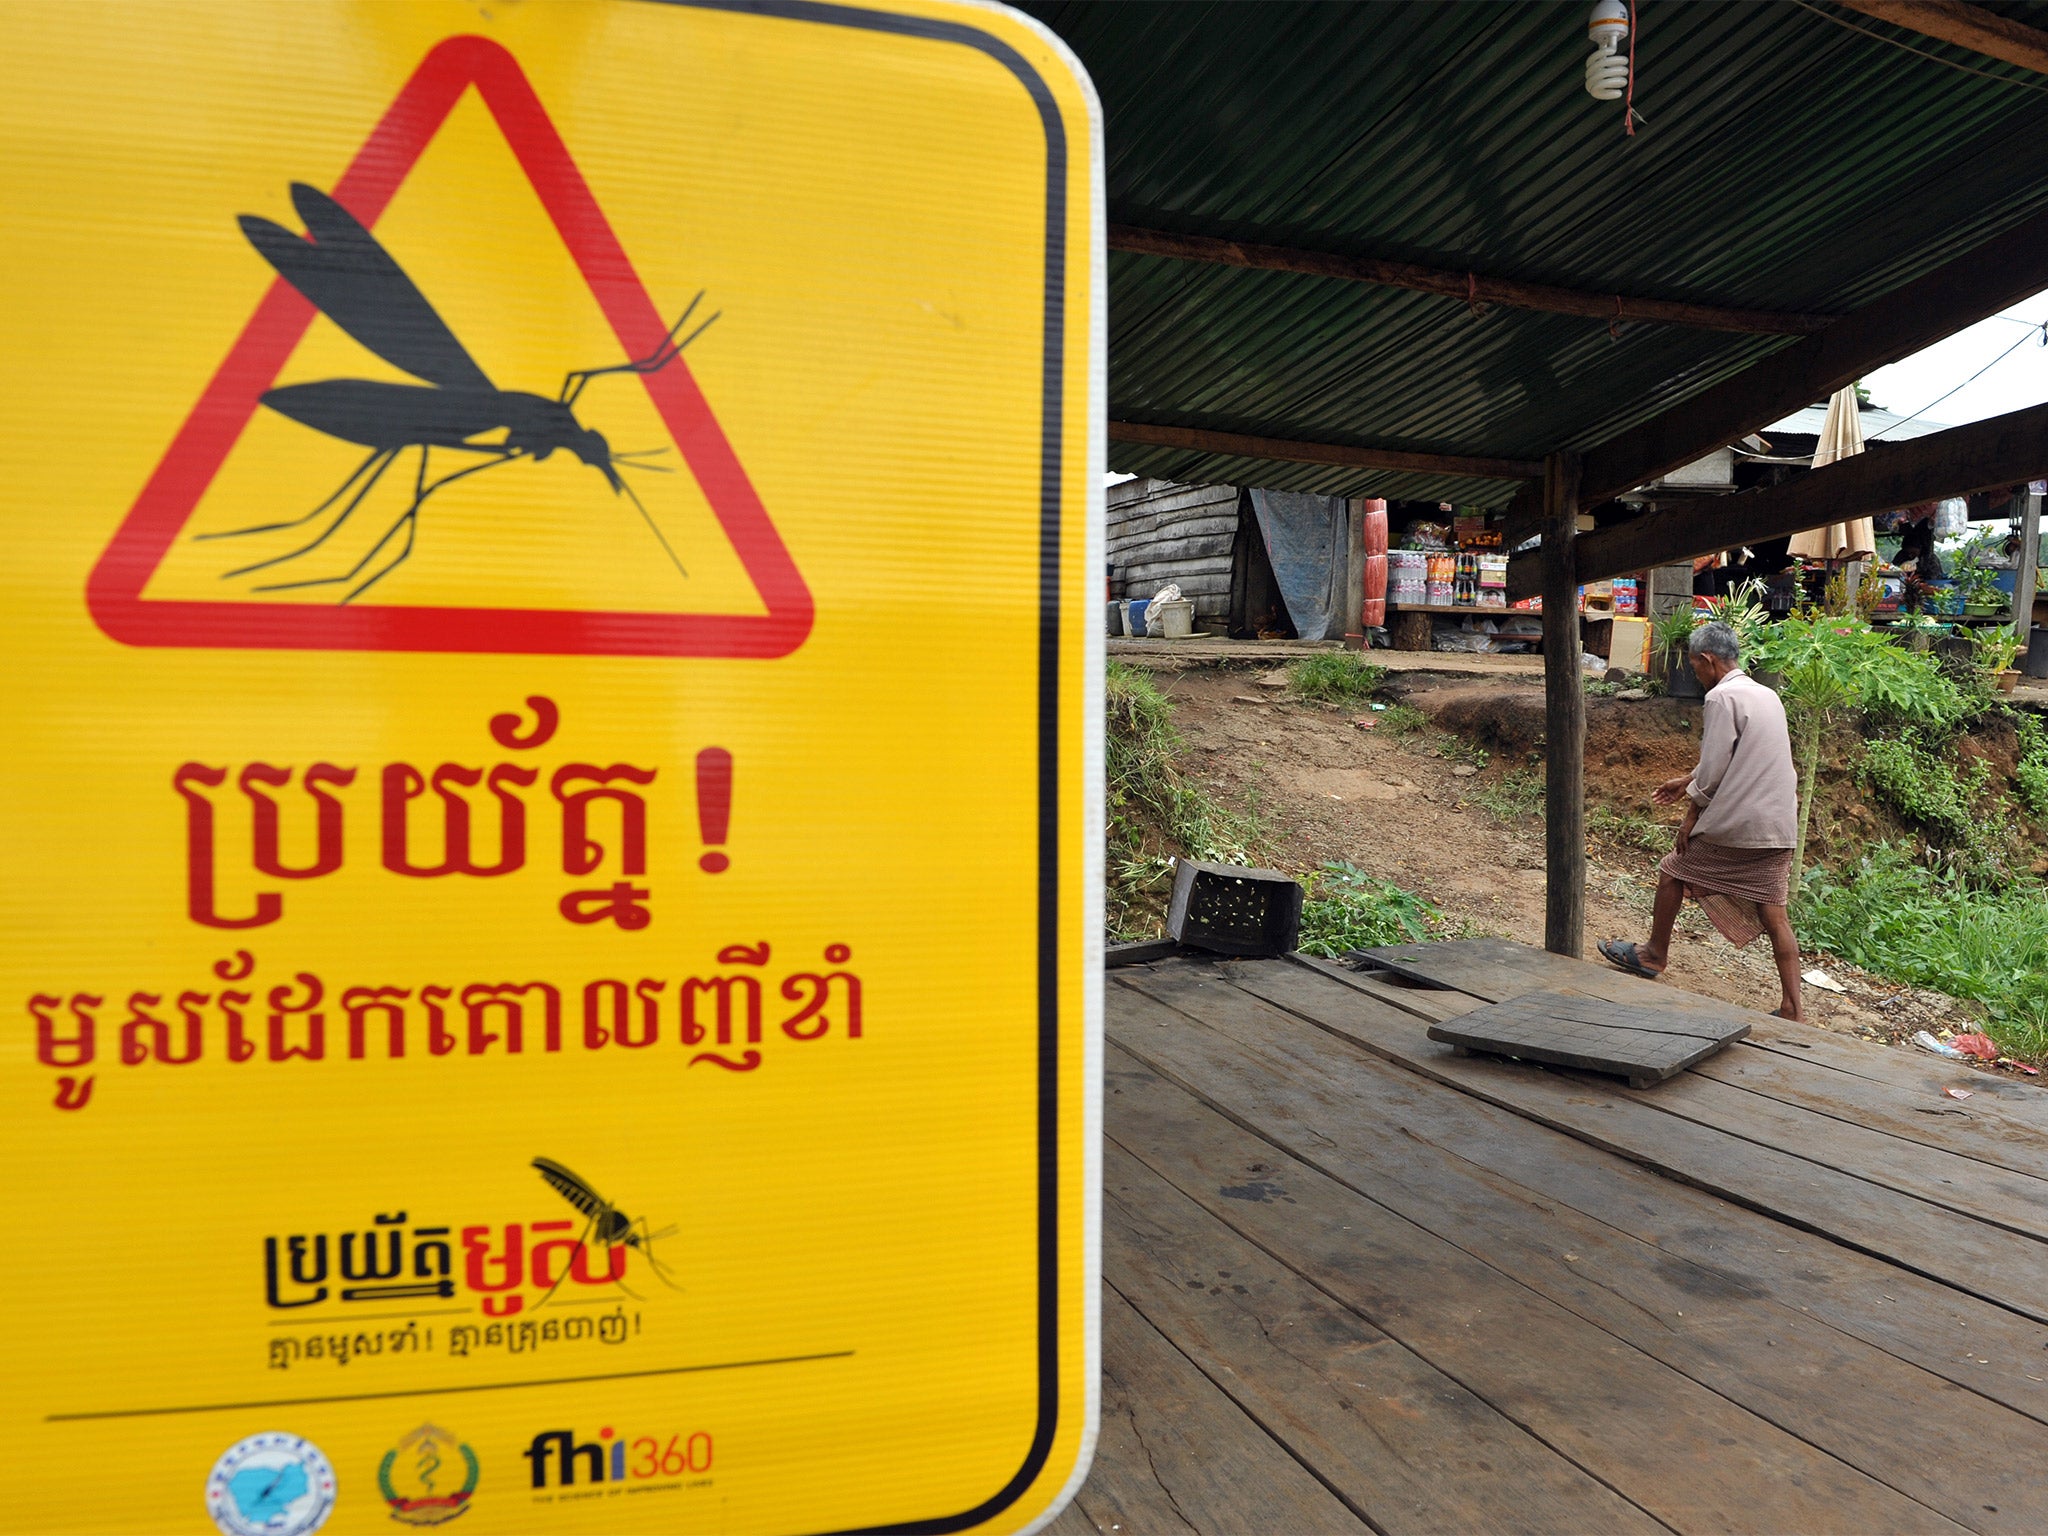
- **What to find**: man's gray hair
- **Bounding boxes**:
[1688,620,1741,663]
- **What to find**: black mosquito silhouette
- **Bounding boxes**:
[529,1156,680,1307]
[200,182,715,602]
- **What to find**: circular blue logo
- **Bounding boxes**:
[205,1432,337,1536]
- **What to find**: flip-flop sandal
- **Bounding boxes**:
[1598,938,1664,979]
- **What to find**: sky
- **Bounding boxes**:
[1857,289,2048,437]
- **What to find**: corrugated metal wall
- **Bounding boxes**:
[1108,478,1236,624]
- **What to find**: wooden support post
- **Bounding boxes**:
[1341,498,1367,646]
[1542,453,1585,958]
[2018,490,2043,656]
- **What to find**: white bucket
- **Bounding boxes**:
[1153,599,1195,639]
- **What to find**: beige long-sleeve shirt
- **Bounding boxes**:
[1688,670,1798,848]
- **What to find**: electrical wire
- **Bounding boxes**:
[1624,0,1638,137]
[1788,0,2048,94]
[1867,324,2047,440]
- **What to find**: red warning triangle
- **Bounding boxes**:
[87,35,811,659]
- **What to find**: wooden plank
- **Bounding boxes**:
[1124,964,2048,1437]
[1449,986,1743,1041]
[1099,1021,1975,1533]
[1575,205,2048,505]
[1839,0,2048,74]
[1630,1069,2048,1244]
[1357,936,1620,1005]
[1289,955,1482,1023]
[1193,962,2048,1325]
[1106,507,1239,542]
[1107,421,1543,482]
[1106,937,1184,969]
[1102,1144,1656,1534]
[1358,938,1766,1031]
[1053,1284,1374,1536]
[1107,224,1830,335]
[1108,495,1238,525]
[1735,1026,2048,1135]
[1105,978,2048,1529]
[1543,453,1587,957]
[1428,989,1746,1088]
[1108,480,1238,515]
[1693,1038,2048,1179]
[1340,497,1365,641]
[1115,533,1237,566]
[1563,400,2048,590]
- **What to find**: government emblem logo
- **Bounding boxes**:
[205,1431,337,1536]
[379,1422,480,1526]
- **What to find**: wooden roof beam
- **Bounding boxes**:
[1574,203,2048,507]
[1107,420,1543,482]
[1108,224,1833,335]
[1504,396,2048,598]
[1836,1,2048,75]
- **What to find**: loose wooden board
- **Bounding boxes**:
[1424,986,1748,1087]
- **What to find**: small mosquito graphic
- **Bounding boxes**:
[530,1156,680,1307]
[199,182,715,602]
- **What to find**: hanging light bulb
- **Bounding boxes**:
[1585,0,1630,100]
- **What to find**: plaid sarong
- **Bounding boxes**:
[1658,837,1793,948]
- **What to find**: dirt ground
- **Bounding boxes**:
[1143,662,2021,1064]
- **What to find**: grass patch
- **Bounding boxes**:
[1472,766,1543,823]
[1858,733,2015,876]
[1298,862,1440,957]
[1796,844,2048,1060]
[1590,805,1665,851]
[2012,710,2048,818]
[1433,737,1490,770]
[1375,703,1429,736]
[1105,661,1262,938]
[1289,653,1387,704]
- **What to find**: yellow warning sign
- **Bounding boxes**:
[0,3,1101,1531]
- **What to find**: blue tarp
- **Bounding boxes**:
[1249,489,1347,640]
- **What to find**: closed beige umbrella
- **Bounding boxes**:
[1786,385,1877,559]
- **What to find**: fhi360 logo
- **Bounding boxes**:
[523,1427,713,1488]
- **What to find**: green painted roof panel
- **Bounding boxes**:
[1025,0,2048,501]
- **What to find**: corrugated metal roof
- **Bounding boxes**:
[1763,404,1952,441]
[1025,1,2048,503]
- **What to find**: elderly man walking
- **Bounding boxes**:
[1599,621,1804,1020]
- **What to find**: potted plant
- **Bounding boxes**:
[1703,578,1776,683]
[1973,623,2022,693]
[1960,565,2007,617]
[1654,604,1704,698]
[1947,537,2010,617]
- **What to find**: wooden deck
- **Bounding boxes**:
[1051,941,2048,1536]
